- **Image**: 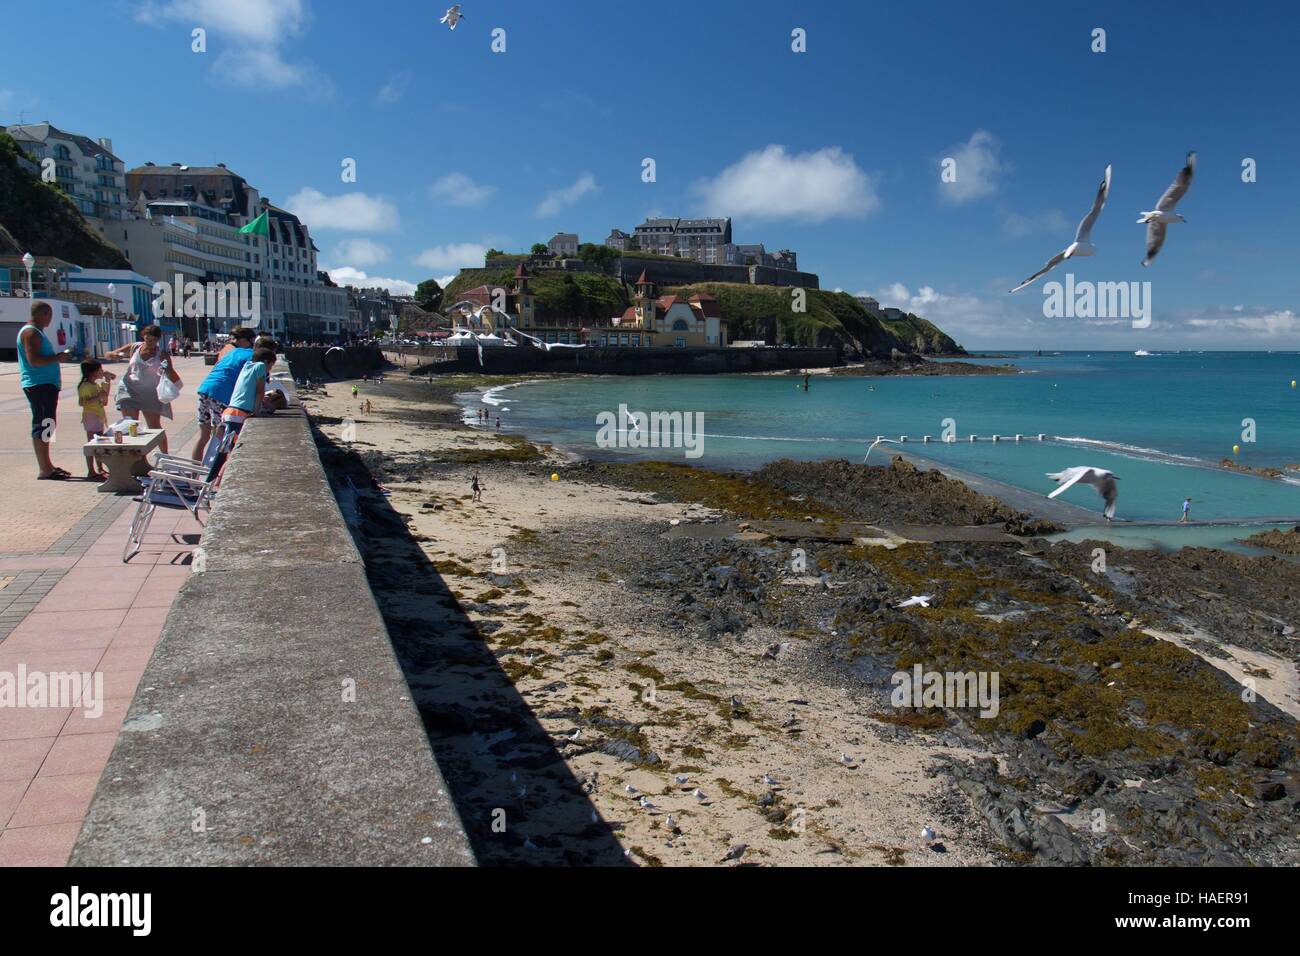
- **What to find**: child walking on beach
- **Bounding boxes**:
[77,360,114,479]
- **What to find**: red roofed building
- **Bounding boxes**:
[455,263,537,329]
[588,272,729,348]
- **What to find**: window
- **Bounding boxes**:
[675,336,686,347]
[672,318,689,331]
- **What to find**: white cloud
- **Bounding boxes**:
[333,239,389,267]
[135,0,325,91]
[325,266,416,296]
[694,145,878,223]
[376,71,412,105]
[430,172,496,207]
[414,243,488,272]
[285,188,398,232]
[535,173,599,218]
[938,130,1007,205]
[1187,309,1299,337]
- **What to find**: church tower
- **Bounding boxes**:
[513,262,535,327]
[633,270,656,328]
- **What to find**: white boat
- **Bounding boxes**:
[1134,349,1152,357]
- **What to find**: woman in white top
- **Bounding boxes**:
[106,324,182,454]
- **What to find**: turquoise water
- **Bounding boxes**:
[468,351,1300,524]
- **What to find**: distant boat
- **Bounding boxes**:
[1134,349,1152,357]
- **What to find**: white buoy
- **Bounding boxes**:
[992,435,1000,443]
[923,435,931,443]
[1015,434,1022,442]
[969,435,976,442]
[1038,434,1046,441]
[899,435,908,442]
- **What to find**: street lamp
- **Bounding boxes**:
[106,283,116,355]
[21,252,35,297]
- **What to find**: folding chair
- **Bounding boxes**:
[122,431,236,562]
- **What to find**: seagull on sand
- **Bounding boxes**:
[863,437,902,462]
[896,595,935,609]
[440,4,465,30]
[638,796,658,810]
[1139,152,1195,267]
[1046,466,1120,522]
[1009,165,1112,293]
[922,825,937,843]
[693,788,709,803]
[674,774,690,785]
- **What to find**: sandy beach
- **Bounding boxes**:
[302,363,1300,867]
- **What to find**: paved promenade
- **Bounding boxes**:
[0,354,207,865]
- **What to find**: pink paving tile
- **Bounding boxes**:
[0,648,105,673]
[98,644,158,671]
[38,733,118,777]
[0,822,83,866]
[75,553,157,569]
[0,780,27,829]
[7,609,127,637]
[0,707,72,741]
[61,698,131,736]
[57,566,154,585]
[130,584,185,609]
[0,737,55,782]
[0,629,118,653]
[145,563,194,579]
[102,624,163,649]
[30,585,145,613]
[98,669,145,701]
[120,606,173,631]
[7,772,101,828]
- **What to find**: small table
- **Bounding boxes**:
[83,430,165,494]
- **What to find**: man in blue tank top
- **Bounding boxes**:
[17,301,73,480]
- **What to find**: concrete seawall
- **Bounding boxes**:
[283,343,383,381]
[396,344,842,376]
[71,402,475,865]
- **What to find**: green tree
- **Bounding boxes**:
[531,242,549,255]
[415,278,443,312]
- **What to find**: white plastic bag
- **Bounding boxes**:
[156,375,182,404]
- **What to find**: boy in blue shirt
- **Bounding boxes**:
[220,348,276,436]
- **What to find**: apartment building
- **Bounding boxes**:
[632,217,732,264]
[5,122,127,222]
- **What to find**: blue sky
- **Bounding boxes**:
[2,0,1297,348]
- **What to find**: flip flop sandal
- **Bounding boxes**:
[51,466,72,478]
[37,471,70,481]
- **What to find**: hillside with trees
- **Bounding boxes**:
[0,132,131,269]
[439,267,964,357]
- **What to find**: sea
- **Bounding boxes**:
[462,351,1300,551]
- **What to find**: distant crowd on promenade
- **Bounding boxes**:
[16,300,285,481]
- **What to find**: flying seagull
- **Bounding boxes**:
[440,4,465,30]
[1046,466,1120,521]
[896,595,935,609]
[1139,152,1195,267]
[1009,165,1112,293]
[863,437,902,462]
